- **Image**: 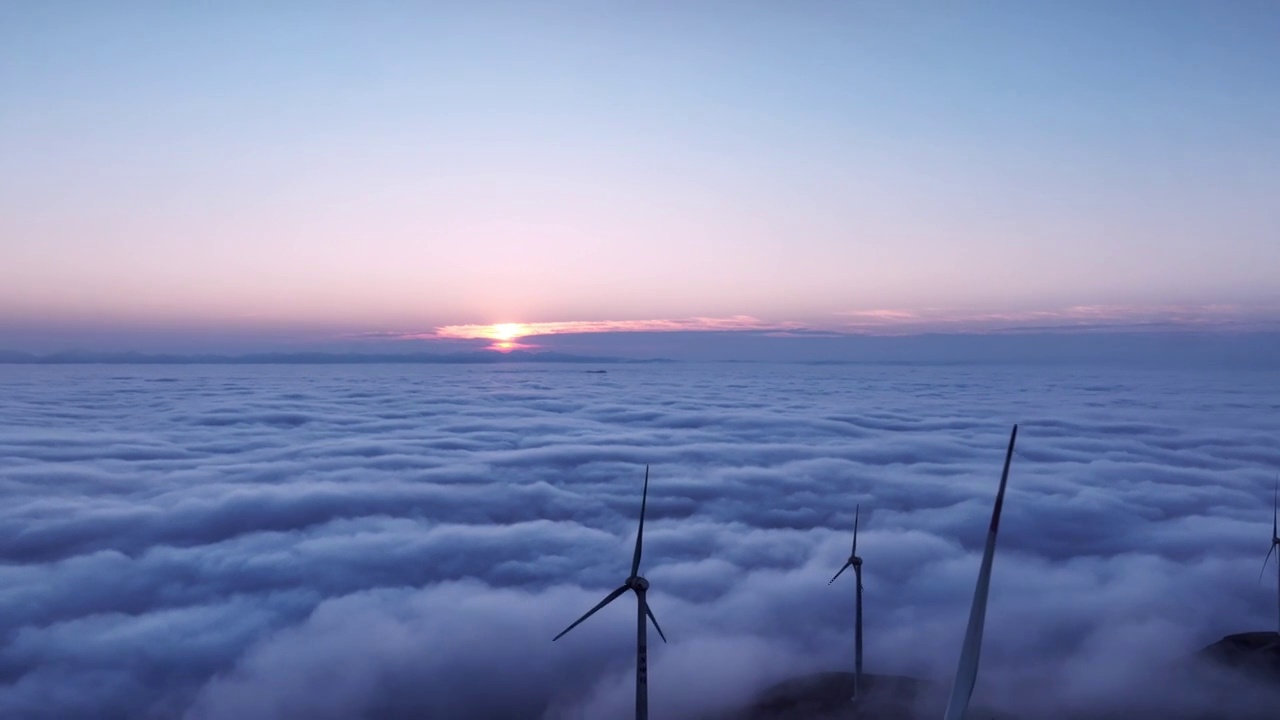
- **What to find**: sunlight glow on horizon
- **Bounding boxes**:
[401,303,1280,352]
[432,316,807,352]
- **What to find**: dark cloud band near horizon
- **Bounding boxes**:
[0,363,1278,719]
[2,329,1280,369]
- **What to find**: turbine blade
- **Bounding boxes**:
[942,424,1017,720]
[829,561,851,584]
[631,465,649,578]
[852,503,860,558]
[1260,478,1278,583]
[989,425,1017,534]
[645,599,668,643]
[553,585,628,641]
[1262,543,1278,583]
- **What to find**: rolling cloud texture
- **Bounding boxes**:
[0,363,1278,719]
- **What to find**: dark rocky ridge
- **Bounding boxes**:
[731,672,948,720]
[722,632,1280,720]
[704,671,1008,720]
[1195,631,1280,680]
[746,672,925,719]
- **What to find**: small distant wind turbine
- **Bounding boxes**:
[1261,479,1280,636]
[829,503,865,701]
[942,424,1018,720]
[553,465,667,720]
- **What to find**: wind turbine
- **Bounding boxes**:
[942,424,1018,720]
[1261,479,1280,636]
[553,465,667,720]
[829,503,865,702]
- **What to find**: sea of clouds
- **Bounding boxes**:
[0,362,1278,719]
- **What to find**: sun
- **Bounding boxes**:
[490,323,524,342]
[483,323,531,352]
[430,322,533,351]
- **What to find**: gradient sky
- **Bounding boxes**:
[2,1,1278,352]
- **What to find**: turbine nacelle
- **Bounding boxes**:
[829,504,863,586]
[628,576,650,591]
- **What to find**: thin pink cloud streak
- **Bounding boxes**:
[350,304,1279,351]
[833,303,1280,333]
[430,316,803,341]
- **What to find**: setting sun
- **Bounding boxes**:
[490,324,525,342]
[480,323,531,352]
[430,321,537,351]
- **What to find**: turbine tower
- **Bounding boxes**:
[553,465,667,720]
[829,504,864,702]
[942,424,1018,720]
[1261,479,1280,636]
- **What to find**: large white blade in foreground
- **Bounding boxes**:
[942,424,1018,720]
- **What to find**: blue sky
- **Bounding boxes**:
[2,1,1278,354]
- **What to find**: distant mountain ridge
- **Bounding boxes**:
[0,350,673,365]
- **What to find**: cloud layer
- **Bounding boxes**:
[0,363,1278,719]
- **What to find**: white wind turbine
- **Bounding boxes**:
[942,424,1018,720]
[828,503,865,702]
[1260,479,1280,636]
[553,465,667,720]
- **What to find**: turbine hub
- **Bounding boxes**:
[851,556,862,567]
[628,576,649,591]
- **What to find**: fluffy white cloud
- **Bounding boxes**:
[0,363,1277,718]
